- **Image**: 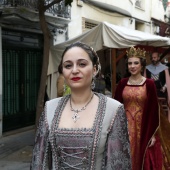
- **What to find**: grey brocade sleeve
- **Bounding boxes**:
[105,105,132,170]
[30,108,51,170]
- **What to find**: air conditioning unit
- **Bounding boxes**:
[77,0,83,7]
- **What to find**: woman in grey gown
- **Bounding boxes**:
[30,42,131,170]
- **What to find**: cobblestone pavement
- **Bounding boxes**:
[0,128,35,170]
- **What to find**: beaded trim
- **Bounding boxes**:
[108,104,123,133]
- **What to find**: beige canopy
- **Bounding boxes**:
[48,21,170,99]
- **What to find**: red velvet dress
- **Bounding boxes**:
[114,78,163,170]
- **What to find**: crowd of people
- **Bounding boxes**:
[31,42,170,169]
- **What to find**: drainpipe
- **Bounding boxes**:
[150,20,153,34]
[0,26,2,137]
[150,0,153,34]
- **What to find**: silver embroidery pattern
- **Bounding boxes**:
[30,94,131,170]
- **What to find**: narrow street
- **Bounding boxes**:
[0,127,34,170]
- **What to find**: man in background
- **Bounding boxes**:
[145,51,170,122]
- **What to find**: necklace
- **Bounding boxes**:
[70,93,94,123]
[128,77,143,85]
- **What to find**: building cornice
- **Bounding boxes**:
[84,0,132,17]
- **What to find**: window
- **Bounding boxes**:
[82,18,98,32]
[135,21,145,32]
[85,21,98,30]
[135,0,142,8]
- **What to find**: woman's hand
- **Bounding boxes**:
[149,136,156,147]
[161,85,167,93]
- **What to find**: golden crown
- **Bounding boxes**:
[126,47,146,59]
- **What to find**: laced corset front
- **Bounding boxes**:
[49,94,106,170]
[53,129,94,169]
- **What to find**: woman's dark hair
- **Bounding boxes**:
[124,57,146,77]
[58,41,101,74]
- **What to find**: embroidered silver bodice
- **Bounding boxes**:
[31,93,131,170]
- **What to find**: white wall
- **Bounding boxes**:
[68,0,165,39]
[68,1,84,39]
[68,1,133,39]
[151,0,165,21]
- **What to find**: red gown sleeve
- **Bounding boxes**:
[114,78,128,103]
[140,79,161,169]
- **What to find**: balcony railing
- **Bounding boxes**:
[0,0,71,18]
